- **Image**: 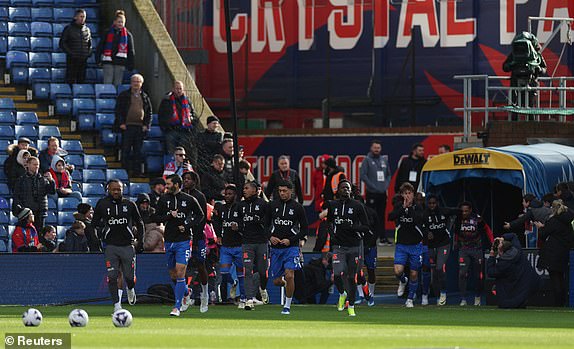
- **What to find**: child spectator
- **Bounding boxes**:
[12,208,43,253]
[47,155,82,202]
[62,221,89,252]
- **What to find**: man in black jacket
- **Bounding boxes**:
[394,143,426,192]
[200,154,227,204]
[197,116,223,170]
[92,180,144,312]
[148,177,166,210]
[73,203,101,252]
[115,74,152,177]
[60,9,92,84]
[265,156,304,204]
[12,156,56,232]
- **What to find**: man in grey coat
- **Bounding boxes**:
[360,140,392,246]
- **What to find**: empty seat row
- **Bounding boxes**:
[0,111,38,125]
[54,97,115,116]
[33,82,130,100]
[0,1,98,8]
[0,124,61,140]
[4,36,100,53]
[0,7,99,23]
[10,66,103,85]
[6,51,98,69]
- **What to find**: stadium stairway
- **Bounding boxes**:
[374,257,397,294]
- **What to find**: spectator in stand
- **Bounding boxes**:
[322,157,346,201]
[59,9,92,84]
[163,147,193,178]
[136,193,165,253]
[395,143,426,193]
[39,137,73,175]
[62,221,89,252]
[47,155,83,202]
[200,154,227,204]
[4,137,37,191]
[115,73,152,177]
[148,177,166,210]
[96,10,135,86]
[6,149,30,192]
[197,116,223,167]
[39,225,58,252]
[555,182,574,208]
[503,194,552,247]
[12,208,43,253]
[360,140,392,246]
[221,139,235,183]
[158,81,197,161]
[438,144,451,154]
[265,156,304,204]
[74,203,101,252]
[12,157,56,232]
[312,155,329,215]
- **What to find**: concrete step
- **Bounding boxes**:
[0,87,18,94]
[15,102,39,110]
[39,119,59,126]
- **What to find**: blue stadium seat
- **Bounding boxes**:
[7,36,30,51]
[0,22,7,36]
[55,0,75,7]
[29,52,51,67]
[0,183,9,196]
[0,154,9,166]
[77,113,95,130]
[72,84,95,98]
[95,84,116,99]
[9,211,17,225]
[146,155,163,173]
[0,169,7,182]
[117,84,130,95]
[51,52,66,68]
[81,196,98,206]
[36,139,46,150]
[52,22,64,37]
[0,7,8,22]
[33,83,50,99]
[38,125,61,140]
[78,0,98,5]
[16,112,39,125]
[96,98,116,113]
[9,7,31,22]
[86,23,98,37]
[0,98,15,111]
[122,69,136,84]
[84,7,98,19]
[85,68,102,83]
[147,126,162,140]
[51,68,66,82]
[0,37,8,57]
[82,183,105,197]
[0,196,9,209]
[70,168,82,182]
[55,98,72,115]
[15,125,38,141]
[60,139,83,154]
[58,197,80,211]
[143,140,163,155]
[84,154,106,169]
[82,169,105,183]
[0,226,8,252]
[10,67,28,85]
[32,0,53,8]
[58,211,75,225]
[0,139,10,149]
[28,67,51,83]
[10,0,33,6]
[100,129,118,146]
[86,53,97,68]
[31,7,52,22]
[56,225,67,240]
[5,50,28,69]
[30,37,52,52]
[72,98,96,116]
[0,125,14,140]
[95,113,114,128]
[106,169,128,182]
[151,114,159,126]
[31,22,52,37]
[0,210,9,224]
[53,8,74,23]
[0,111,14,124]
[52,37,61,52]
[45,210,57,225]
[47,196,56,210]
[49,83,71,99]
[129,183,149,197]
[8,22,30,36]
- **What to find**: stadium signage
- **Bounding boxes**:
[453,153,490,166]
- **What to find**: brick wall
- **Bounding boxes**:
[484,121,574,147]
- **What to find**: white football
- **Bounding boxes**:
[68,309,89,327]
[112,309,133,328]
[22,308,43,327]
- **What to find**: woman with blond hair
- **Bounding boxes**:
[96,10,135,86]
[534,200,574,306]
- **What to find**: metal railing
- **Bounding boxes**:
[153,0,203,51]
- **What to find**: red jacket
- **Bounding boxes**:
[12,223,40,253]
[312,167,325,212]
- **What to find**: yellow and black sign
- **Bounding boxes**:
[421,148,523,172]
[453,152,490,166]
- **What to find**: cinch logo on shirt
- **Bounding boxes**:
[334,218,353,225]
[222,221,235,228]
[274,218,293,226]
[108,217,128,225]
[460,225,477,232]
[400,216,413,223]
[429,222,446,230]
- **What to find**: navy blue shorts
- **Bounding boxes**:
[364,246,377,270]
[191,239,207,264]
[269,246,301,279]
[394,243,423,270]
[220,246,243,271]
[165,240,191,270]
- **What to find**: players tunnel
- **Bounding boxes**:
[418,143,574,234]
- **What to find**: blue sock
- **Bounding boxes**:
[170,279,176,292]
[238,276,245,299]
[422,271,431,295]
[175,278,186,309]
[396,272,408,284]
[408,279,419,300]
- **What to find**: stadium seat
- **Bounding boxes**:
[58,211,75,225]
[49,83,71,99]
[0,210,9,224]
[117,84,130,95]
[52,22,64,37]
[36,139,46,150]
[33,83,50,99]
[56,225,67,240]
[85,68,102,83]
[31,7,53,22]
[38,125,61,140]
[71,181,81,193]
[16,112,39,125]
[95,113,114,129]
[31,37,53,52]
[72,84,95,98]
[0,22,7,36]
[82,183,105,197]
[0,111,15,124]
[0,125,15,140]
[31,22,52,37]
[0,154,9,166]
[7,36,30,51]
[143,140,163,155]
[81,196,99,208]
[0,169,7,182]
[45,210,57,225]
[58,197,80,211]
[9,211,17,224]
[15,125,38,141]
[70,168,82,182]
[151,114,159,126]
[147,126,162,140]
[10,67,28,85]
[72,98,96,116]
[47,196,56,210]
[32,0,54,8]
[95,84,116,99]
[0,196,9,209]
[84,7,98,19]
[8,7,31,22]
[0,183,9,196]
[82,169,105,183]
[55,0,75,7]
[52,37,61,52]
[5,50,28,69]
[129,183,149,197]
[11,0,33,6]
[84,154,106,169]
[100,129,118,146]
[53,8,74,23]
[86,23,98,38]
[55,98,72,115]
[77,113,95,130]
[106,169,128,182]
[0,98,15,111]
[51,52,66,68]
[51,68,67,82]
[95,99,116,113]
[8,22,31,36]
[29,52,51,68]
[0,37,8,57]
[146,155,163,173]
[60,139,83,154]
[86,53,97,68]
[28,67,51,83]
[66,154,83,169]
[0,139,10,149]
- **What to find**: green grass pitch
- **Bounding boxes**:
[2,304,574,348]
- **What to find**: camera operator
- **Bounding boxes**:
[486,234,540,308]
